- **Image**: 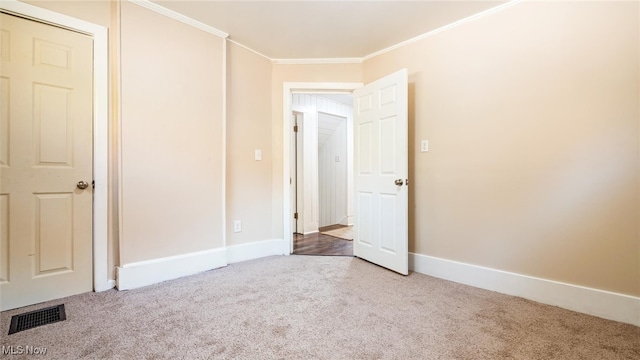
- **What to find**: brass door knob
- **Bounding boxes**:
[77,180,89,190]
[394,179,404,186]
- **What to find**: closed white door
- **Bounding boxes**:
[0,13,93,311]
[353,69,408,275]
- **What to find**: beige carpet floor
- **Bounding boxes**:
[320,226,353,240]
[1,255,638,359]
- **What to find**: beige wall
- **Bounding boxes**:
[27,0,227,268]
[24,0,111,28]
[270,63,362,239]
[119,2,224,264]
[364,1,640,296]
[226,43,273,246]
[20,1,640,299]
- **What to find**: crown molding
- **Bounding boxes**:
[363,0,525,61]
[127,0,526,64]
[272,58,363,65]
[128,0,228,39]
[227,39,271,61]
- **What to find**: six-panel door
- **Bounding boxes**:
[353,69,408,275]
[0,13,93,311]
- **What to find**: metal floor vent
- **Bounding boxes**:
[8,304,66,335]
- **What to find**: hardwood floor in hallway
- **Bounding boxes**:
[293,225,353,256]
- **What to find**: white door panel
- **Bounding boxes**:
[0,13,93,311]
[353,69,408,275]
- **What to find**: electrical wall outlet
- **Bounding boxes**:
[233,220,242,233]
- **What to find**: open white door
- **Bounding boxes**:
[353,69,408,275]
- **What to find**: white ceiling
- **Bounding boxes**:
[152,1,507,60]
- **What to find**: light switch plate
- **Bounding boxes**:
[421,140,429,152]
[255,149,262,161]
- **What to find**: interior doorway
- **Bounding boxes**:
[282,82,363,255]
[318,111,348,229]
[288,93,354,256]
[284,70,408,273]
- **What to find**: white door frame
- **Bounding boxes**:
[1,0,111,291]
[290,111,303,235]
[283,82,362,253]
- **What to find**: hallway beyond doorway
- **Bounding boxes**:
[293,225,353,256]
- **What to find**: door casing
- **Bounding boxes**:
[1,0,111,291]
[283,83,362,253]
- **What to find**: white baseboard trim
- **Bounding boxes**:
[305,222,319,234]
[227,239,289,264]
[339,216,354,226]
[95,279,116,292]
[117,248,227,290]
[409,253,640,327]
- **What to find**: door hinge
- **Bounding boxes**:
[294,212,298,220]
[293,125,298,132]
